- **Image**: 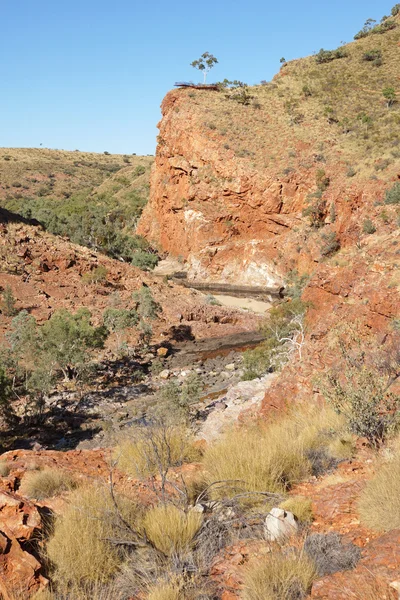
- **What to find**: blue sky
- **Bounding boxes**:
[0,0,394,155]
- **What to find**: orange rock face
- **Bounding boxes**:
[0,491,48,598]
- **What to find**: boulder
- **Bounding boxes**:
[264,507,298,541]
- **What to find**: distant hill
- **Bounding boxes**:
[0,148,155,267]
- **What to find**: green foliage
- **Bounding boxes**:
[150,373,203,424]
[0,365,12,422]
[82,265,108,285]
[41,308,107,378]
[133,287,161,321]
[320,231,340,256]
[302,190,326,228]
[243,299,307,380]
[383,86,396,107]
[315,47,347,64]
[284,270,310,299]
[190,52,218,83]
[317,331,400,446]
[362,218,376,234]
[1,285,18,317]
[3,188,158,270]
[103,308,138,332]
[362,49,382,62]
[130,249,159,270]
[355,17,397,39]
[4,308,108,422]
[384,182,400,205]
[392,4,400,16]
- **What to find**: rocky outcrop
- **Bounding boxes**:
[0,491,48,598]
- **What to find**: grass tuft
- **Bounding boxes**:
[203,406,348,501]
[279,496,313,523]
[143,504,203,556]
[46,484,141,587]
[359,452,400,531]
[242,549,316,600]
[20,468,78,500]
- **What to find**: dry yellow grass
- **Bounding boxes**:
[203,406,349,500]
[46,484,141,587]
[279,496,313,523]
[241,549,316,600]
[143,504,203,556]
[148,578,183,600]
[358,451,400,531]
[115,425,201,479]
[19,468,78,500]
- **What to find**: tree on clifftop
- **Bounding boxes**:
[190,52,218,83]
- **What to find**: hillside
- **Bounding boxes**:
[0,148,153,203]
[138,11,400,284]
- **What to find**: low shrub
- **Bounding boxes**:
[279,496,313,523]
[82,265,108,285]
[362,49,382,62]
[1,285,18,317]
[320,231,340,257]
[362,219,376,234]
[143,504,202,556]
[359,452,400,531]
[384,182,400,205]
[115,425,200,479]
[20,468,78,500]
[315,47,347,64]
[242,550,316,600]
[304,533,361,576]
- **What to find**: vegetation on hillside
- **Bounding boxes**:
[0,149,158,269]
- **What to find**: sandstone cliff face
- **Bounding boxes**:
[138,87,397,288]
[139,22,400,410]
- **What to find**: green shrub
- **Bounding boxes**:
[1,285,18,317]
[384,182,400,204]
[318,333,400,446]
[320,231,340,257]
[392,4,400,16]
[242,299,308,379]
[82,265,108,285]
[130,249,159,270]
[362,49,382,62]
[362,218,376,234]
[315,47,347,64]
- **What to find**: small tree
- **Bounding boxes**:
[383,87,396,108]
[1,286,18,317]
[41,308,108,380]
[190,52,218,83]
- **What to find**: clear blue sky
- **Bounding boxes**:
[0,1,394,155]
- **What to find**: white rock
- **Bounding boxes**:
[264,507,298,542]
[159,369,170,380]
[225,363,236,371]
